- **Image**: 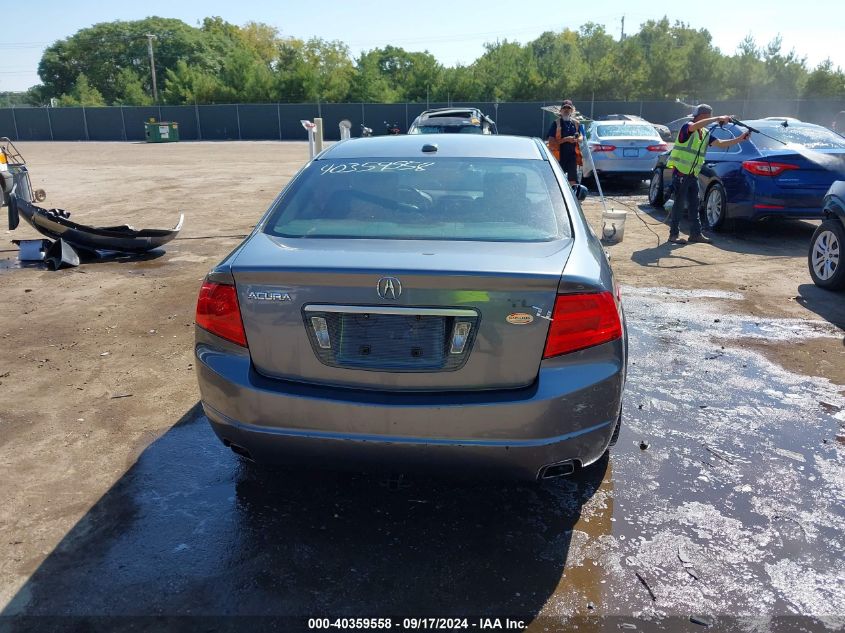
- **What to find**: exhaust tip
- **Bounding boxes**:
[223,439,254,462]
[538,460,575,480]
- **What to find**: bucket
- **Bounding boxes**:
[601,209,627,243]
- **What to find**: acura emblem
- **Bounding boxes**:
[377,276,402,300]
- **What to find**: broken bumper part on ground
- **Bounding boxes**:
[44,238,81,270]
[9,194,184,267]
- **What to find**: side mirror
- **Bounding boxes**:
[572,184,588,201]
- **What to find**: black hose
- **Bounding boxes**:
[605,195,664,247]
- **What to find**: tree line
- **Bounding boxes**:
[13,16,845,108]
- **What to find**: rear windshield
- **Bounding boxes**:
[426,111,475,119]
[596,124,656,137]
[263,157,571,242]
[410,125,482,134]
[750,124,845,150]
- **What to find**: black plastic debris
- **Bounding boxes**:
[634,570,657,601]
[639,440,650,450]
[45,239,79,270]
[690,615,713,627]
[703,445,734,465]
[678,545,701,580]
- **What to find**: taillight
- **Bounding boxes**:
[196,281,248,347]
[542,292,623,359]
[742,160,799,177]
[589,143,616,152]
[646,143,669,152]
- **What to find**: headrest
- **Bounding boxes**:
[484,171,526,198]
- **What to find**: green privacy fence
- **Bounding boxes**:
[2,100,843,142]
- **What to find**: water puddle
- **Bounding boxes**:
[553,290,845,619]
[0,257,47,272]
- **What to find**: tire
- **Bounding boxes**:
[648,169,665,208]
[704,182,729,231]
[808,218,845,290]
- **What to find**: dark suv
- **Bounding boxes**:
[408,108,497,135]
[809,180,845,290]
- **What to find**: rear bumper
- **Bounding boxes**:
[727,200,827,221]
[204,405,615,481]
[588,156,658,177]
[195,334,625,481]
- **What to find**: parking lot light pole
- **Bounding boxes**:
[146,34,158,103]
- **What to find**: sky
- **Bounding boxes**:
[2,0,844,93]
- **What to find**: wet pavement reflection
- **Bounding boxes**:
[2,289,844,631]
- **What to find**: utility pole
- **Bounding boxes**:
[620,16,625,41]
[145,34,158,103]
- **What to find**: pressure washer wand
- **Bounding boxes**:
[728,117,788,145]
[581,137,609,214]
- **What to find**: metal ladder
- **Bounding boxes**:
[0,137,26,166]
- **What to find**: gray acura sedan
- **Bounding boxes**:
[195,134,627,481]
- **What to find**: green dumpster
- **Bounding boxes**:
[144,121,180,143]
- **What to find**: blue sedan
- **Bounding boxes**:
[648,119,845,230]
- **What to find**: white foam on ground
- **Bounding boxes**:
[573,292,845,620]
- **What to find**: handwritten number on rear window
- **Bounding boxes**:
[319,161,435,175]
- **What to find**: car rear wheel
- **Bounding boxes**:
[648,169,664,208]
[809,219,845,290]
[704,183,729,231]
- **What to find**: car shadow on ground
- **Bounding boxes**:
[2,403,610,624]
[708,218,818,258]
[625,203,717,269]
[629,201,821,265]
[795,283,845,330]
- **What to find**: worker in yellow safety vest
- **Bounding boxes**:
[666,104,750,244]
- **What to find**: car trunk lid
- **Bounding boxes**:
[231,233,573,391]
[757,149,845,190]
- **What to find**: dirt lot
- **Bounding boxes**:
[1,142,843,629]
[592,183,845,385]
